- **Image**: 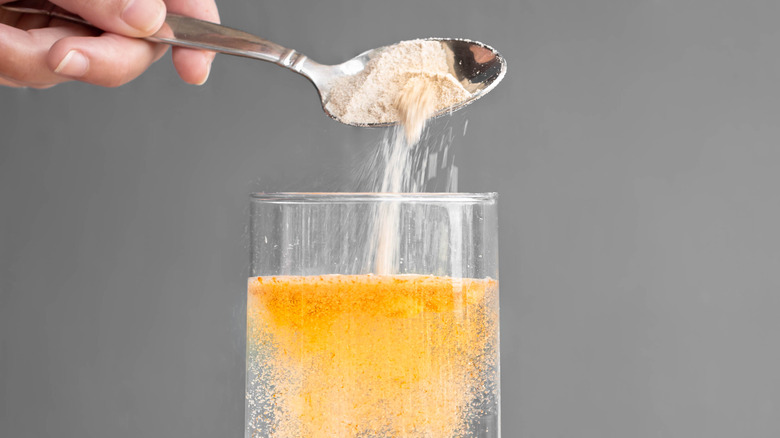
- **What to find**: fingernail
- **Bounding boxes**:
[121,0,165,34]
[54,50,89,77]
[195,60,212,86]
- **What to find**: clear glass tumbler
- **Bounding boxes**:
[246,193,499,438]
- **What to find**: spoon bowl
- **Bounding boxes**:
[316,38,506,126]
[3,0,507,127]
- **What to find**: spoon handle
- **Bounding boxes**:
[1,0,311,70]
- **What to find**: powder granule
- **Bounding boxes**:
[326,40,471,141]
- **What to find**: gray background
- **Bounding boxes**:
[2,0,780,436]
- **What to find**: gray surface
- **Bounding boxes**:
[2,0,780,436]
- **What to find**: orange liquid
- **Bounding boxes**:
[246,274,498,438]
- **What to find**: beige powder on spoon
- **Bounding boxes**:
[326,40,471,143]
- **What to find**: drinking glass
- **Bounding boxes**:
[246,193,499,437]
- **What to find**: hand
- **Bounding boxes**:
[0,0,220,88]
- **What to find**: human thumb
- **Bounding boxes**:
[51,0,166,37]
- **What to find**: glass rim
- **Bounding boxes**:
[250,192,497,204]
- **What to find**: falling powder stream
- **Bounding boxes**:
[337,40,473,274]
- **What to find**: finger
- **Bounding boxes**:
[0,23,90,87]
[0,75,56,88]
[50,0,166,38]
[165,0,219,84]
[171,47,213,85]
[47,32,168,87]
[0,74,27,88]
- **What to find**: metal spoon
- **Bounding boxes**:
[2,0,506,127]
